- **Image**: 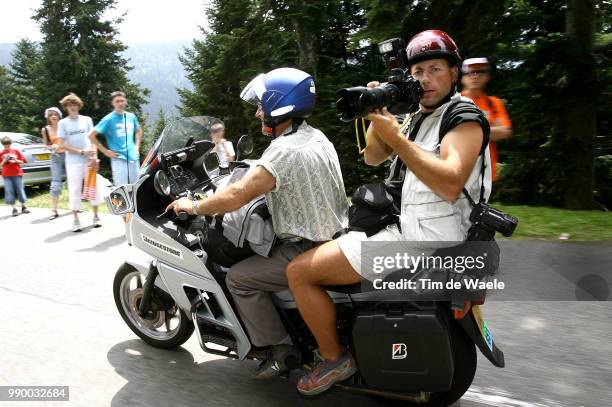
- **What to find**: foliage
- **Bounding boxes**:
[3,40,45,134]
[178,0,611,208]
[32,0,149,123]
[179,0,389,192]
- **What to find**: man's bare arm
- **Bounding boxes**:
[364,124,394,166]
[166,166,276,215]
[365,108,483,202]
[362,80,394,166]
[88,129,118,158]
[489,125,512,142]
[135,127,143,151]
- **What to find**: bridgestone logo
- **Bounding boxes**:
[141,234,183,259]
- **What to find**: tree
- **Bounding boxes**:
[32,0,149,123]
[142,107,169,157]
[179,0,385,191]
[6,39,44,134]
[560,0,598,209]
[0,66,17,132]
[179,0,611,207]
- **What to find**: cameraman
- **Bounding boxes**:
[286,30,491,396]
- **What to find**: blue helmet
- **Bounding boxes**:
[240,67,316,128]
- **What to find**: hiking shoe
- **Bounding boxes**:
[12,208,18,217]
[297,351,357,396]
[93,215,102,228]
[252,344,301,380]
[72,220,82,232]
[21,206,30,214]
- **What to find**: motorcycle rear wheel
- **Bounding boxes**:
[113,263,194,349]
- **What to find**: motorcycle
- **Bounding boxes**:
[107,116,505,406]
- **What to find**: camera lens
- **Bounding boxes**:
[336,78,422,122]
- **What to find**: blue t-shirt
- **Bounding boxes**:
[94,111,140,161]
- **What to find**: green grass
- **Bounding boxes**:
[492,202,612,241]
[17,185,109,213]
[10,187,611,240]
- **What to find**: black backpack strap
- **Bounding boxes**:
[462,154,486,207]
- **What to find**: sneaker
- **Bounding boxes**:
[297,350,357,396]
[252,344,301,380]
[72,220,82,232]
[92,215,102,228]
[12,208,18,217]
[49,210,59,220]
[21,206,30,214]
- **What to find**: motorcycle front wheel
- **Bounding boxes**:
[113,263,194,349]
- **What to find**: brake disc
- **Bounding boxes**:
[129,288,165,329]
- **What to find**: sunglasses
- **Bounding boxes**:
[465,70,489,76]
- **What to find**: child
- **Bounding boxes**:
[0,136,30,216]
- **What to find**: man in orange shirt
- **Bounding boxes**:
[461,57,512,181]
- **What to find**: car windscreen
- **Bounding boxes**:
[8,134,43,145]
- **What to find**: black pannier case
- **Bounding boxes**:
[352,306,454,392]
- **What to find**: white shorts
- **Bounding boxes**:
[336,224,404,280]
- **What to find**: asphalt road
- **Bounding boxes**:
[0,207,610,407]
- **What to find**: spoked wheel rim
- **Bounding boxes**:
[119,271,182,340]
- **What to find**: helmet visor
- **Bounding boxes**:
[240,74,266,105]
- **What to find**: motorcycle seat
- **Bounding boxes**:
[272,289,351,308]
[324,281,374,294]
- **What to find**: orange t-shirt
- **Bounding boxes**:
[43,125,61,145]
[461,92,511,181]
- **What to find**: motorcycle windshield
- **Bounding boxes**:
[158,116,224,155]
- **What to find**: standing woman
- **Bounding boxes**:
[57,93,102,232]
[41,107,64,220]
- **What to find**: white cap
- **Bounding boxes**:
[44,107,63,119]
[462,57,489,73]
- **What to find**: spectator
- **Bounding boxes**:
[210,123,235,168]
[0,136,29,216]
[461,57,512,181]
[57,93,102,232]
[41,107,64,220]
[89,91,142,186]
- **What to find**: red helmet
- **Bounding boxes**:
[406,30,461,68]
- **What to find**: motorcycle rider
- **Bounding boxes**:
[286,30,492,395]
[166,67,349,379]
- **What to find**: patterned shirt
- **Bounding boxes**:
[256,122,349,242]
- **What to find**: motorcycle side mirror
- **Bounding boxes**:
[105,184,134,215]
[203,151,220,174]
[236,134,253,161]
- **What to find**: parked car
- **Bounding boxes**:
[0,132,55,189]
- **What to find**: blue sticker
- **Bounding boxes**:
[483,321,493,351]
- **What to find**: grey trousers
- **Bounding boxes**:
[226,242,308,347]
